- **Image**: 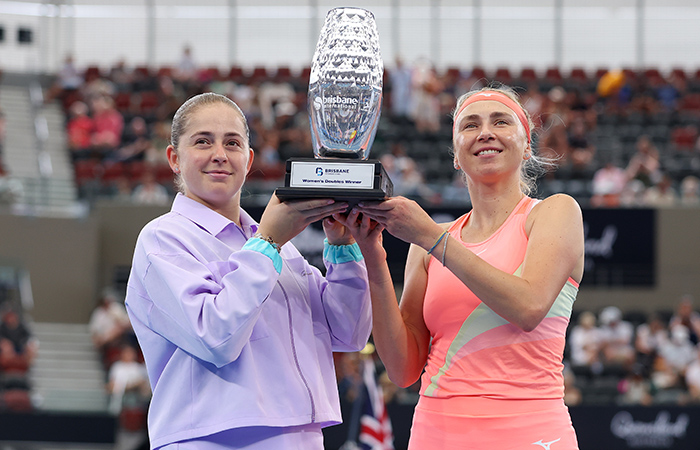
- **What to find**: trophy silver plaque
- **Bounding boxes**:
[275,7,393,204]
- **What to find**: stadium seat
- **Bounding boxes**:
[73,160,99,185]
[569,67,588,83]
[100,162,126,184]
[227,66,245,82]
[519,67,537,84]
[84,66,102,83]
[545,67,563,83]
[670,67,687,81]
[469,66,487,80]
[494,67,512,84]
[670,125,699,149]
[157,66,173,78]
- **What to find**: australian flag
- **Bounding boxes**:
[357,358,394,450]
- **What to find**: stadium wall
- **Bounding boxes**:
[0,204,698,323]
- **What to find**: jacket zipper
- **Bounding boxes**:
[277,281,316,423]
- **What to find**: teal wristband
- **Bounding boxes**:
[242,237,283,274]
[323,238,364,264]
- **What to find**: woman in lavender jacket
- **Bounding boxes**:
[125,93,372,449]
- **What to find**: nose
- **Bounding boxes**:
[478,124,495,141]
[212,143,228,163]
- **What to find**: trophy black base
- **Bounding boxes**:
[275,157,393,206]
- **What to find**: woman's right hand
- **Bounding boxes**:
[332,208,386,261]
[355,196,443,251]
[256,194,350,247]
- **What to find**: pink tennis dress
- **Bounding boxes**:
[409,197,579,450]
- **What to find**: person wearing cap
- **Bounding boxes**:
[336,85,584,449]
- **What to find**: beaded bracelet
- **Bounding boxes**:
[253,232,281,253]
[427,231,448,255]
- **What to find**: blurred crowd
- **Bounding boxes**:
[565,294,700,407]
[0,298,37,412]
[40,49,700,208]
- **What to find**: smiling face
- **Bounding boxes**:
[167,102,254,215]
[453,99,529,186]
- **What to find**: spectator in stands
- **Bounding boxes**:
[626,134,661,188]
[108,343,150,450]
[679,175,700,207]
[249,128,285,180]
[109,58,134,93]
[670,294,700,345]
[685,346,700,403]
[569,311,602,370]
[174,44,198,88]
[257,76,295,130]
[652,325,696,401]
[111,175,134,203]
[131,168,170,205]
[619,178,647,207]
[66,101,94,162]
[643,172,678,207]
[89,288,132,370]
[107,344,149,412]
[410,58,442,134]
[0,308,38,373]
[563,365,582,406]
[635,312,670,376]
[90,94,125,160]
[536,86,570,164]
[336,351,364,404]
[144,120,172,166]
[617,363,653,406]
[656,71,684,112]
[46,54,83,108]
[389,56,413,123]
[336,85,583,448]
[590,158,628,208]
[124,93,371,449]
[112,116,153,163]
[567,117,597,179]
[598,306,635,368]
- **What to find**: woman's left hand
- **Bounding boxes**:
[322,213,355,246]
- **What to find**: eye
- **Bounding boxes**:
[461,122,477,130]
[194,138,209,145]
[226,139,242,147]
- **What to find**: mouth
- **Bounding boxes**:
[475,148,502,157]
[205,170,232,178]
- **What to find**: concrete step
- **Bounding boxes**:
[28,322,110,413]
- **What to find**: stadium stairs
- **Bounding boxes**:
[0,72,83,217]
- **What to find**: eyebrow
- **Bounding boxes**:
[189,131,245,139]
[461,111,513,122]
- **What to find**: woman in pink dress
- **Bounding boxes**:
[336,85,585,450]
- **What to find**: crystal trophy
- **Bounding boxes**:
[275,7,393,204]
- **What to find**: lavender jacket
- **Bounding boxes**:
[125,194,372,448]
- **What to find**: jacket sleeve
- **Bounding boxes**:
[129,225,280,368]
[313,240,372,352]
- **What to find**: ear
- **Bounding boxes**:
[246,147,255,174]
[166,145,180,173]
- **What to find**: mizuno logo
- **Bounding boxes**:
[532,438,561,449]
